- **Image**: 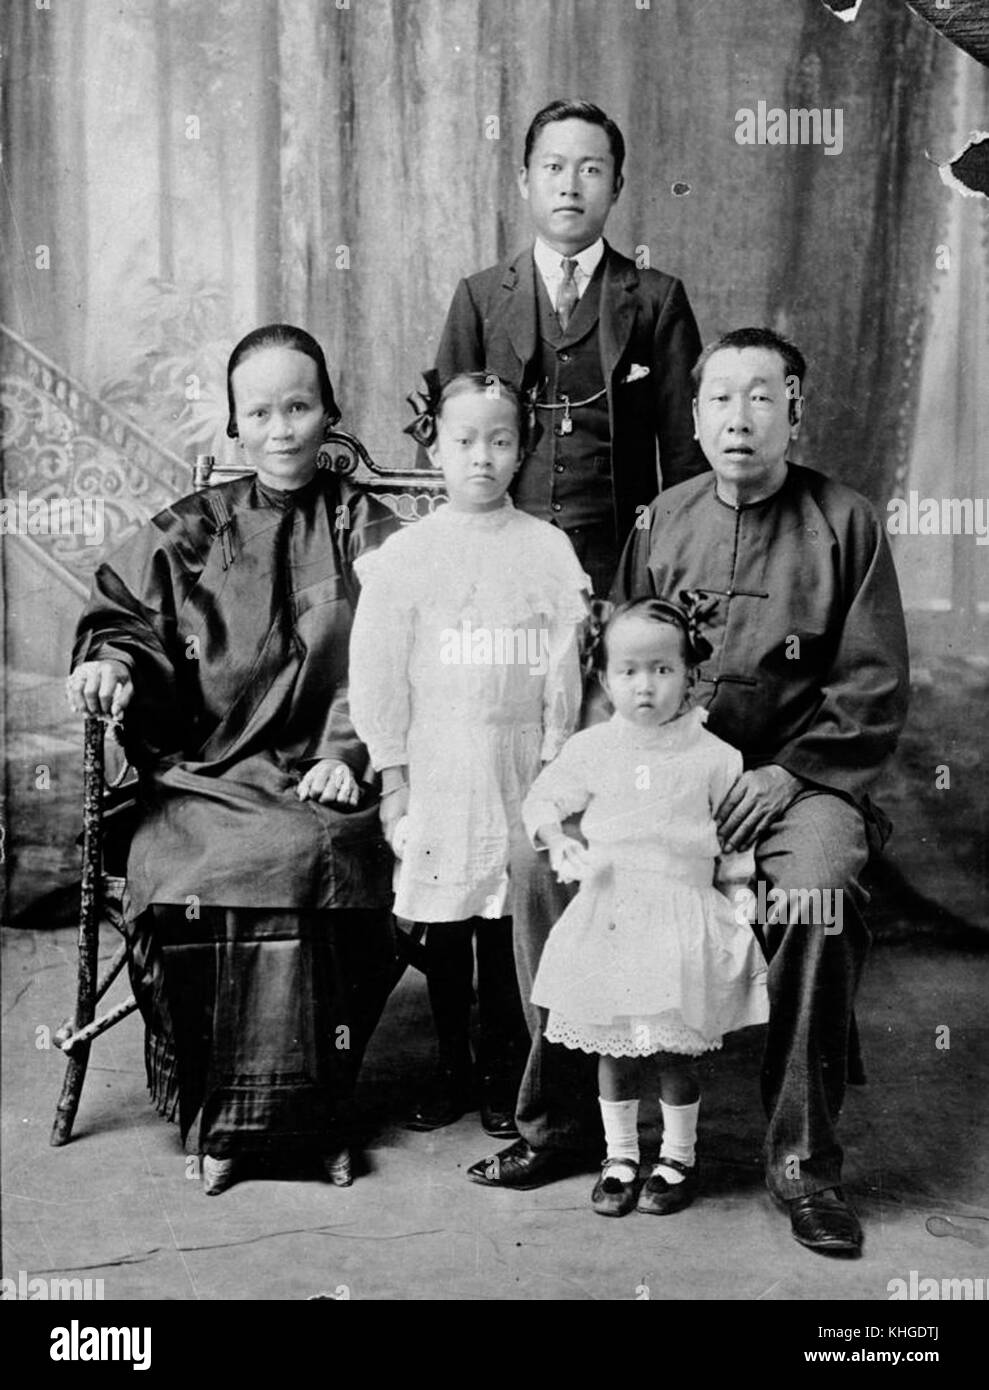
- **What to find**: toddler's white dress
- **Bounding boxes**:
[349,498,588,922]
[525,707,769,1056]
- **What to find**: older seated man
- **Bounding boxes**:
[468,325,909,1257]
[611,326,909,1253]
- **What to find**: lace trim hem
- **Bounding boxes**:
[545,1014,722,1059]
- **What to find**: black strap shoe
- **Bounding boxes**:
[591,1158,642,1217]
[466,1138,578,1190]
[785,1187,864,1256]
[636,1156,699,1216]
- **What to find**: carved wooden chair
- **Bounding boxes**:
[51,433,444,1145]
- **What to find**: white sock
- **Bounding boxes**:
[655,1099,699,1184]
[599,1098,640,1180]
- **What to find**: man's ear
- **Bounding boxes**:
[611,173,624,204]
[517,165,530,202]
[789,395,804,436]
[691,397,700,440]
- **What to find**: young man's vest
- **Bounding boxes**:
[512,260,612,533]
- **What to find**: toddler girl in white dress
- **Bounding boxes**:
[349,373,589,1137]
[525,596,769,1217]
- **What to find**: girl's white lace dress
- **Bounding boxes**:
[524,707,769,1056]
[349,499,589,922]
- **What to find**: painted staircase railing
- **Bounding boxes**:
[1,324,444,597]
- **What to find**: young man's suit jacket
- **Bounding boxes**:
[432,241,708,544]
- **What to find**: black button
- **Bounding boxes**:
[551,502,562,512]
[558,351,571,363]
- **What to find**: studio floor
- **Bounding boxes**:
[2,924,987,1302]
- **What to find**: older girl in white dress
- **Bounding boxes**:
[349,373,589,1137]
[524,597,769,1217]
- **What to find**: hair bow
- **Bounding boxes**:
[402,368,443,449]
[677,589,718,663]
[580,595,615,679]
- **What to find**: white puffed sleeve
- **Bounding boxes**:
[522,730,595,847]
[348,542,416,770]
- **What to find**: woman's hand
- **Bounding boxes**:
[67,660,134,717]
[297,759,361,806]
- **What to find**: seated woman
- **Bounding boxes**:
[67,324,399,1194]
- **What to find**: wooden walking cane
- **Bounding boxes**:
[50,715,139,1143]
[49,715,108,1144]
[50,715,104,1144]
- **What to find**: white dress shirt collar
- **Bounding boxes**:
[533,236,605,299]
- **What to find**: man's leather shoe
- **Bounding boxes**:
[591,1159,641,1217]
[466,1137,575,1189]
[782,1187,863,1256]
[479,1075,520,1139]
[405,1068,474,1132]
[636,1156,698,1216]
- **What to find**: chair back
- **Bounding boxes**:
[194,430,445,522]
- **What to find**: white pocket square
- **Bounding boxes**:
[622,363,650,384]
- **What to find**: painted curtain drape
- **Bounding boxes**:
[2,0,958,494]
[1,0,985,921]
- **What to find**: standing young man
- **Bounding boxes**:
[432,98,706,595]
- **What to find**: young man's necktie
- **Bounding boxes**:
[556,257,579,331]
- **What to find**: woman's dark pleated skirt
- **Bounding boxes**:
[126,905,396,1158]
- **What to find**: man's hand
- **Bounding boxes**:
[67,660,134,717]
[716,765,804,853]
[298,759,361,806]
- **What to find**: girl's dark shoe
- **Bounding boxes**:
[636,1156,698,1215]
[405,1067,475,1131]
[479,1074,520,1138]
[591,1158,642,1217]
